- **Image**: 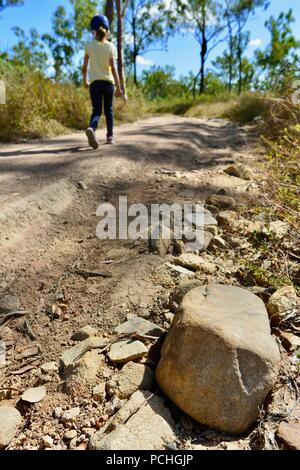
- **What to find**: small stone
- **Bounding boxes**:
[0,294,20,314]
[93,383,106,403]
[269,220,290,239]
[108,340,148,364]
[61,408,80,423]
[184,210,218,229]
[207,195,236,210]
[210,236,226,250]
[105,396,125,417]
[22,386,47,404]
[217,211,238,227]
[174,254,215,274]
[114,316,165,340]
[60,336,107,368]
[173,239,186,255]
[277,422,300,450]
[42,435,54,449]
[166,263,195,277]
[64,430,77,440]
[0,406,22,449]
[53,407,63,419]
[183,230,214,252]
[71,325,98,342]
[224,164,254,180]
[0,327,14,342]
[267,286,299,325]
[41,362,58,373]
[149,225,172,256]
[275,330,300,352]
[78,181,88,191]
[107,362,154,399]
[164,312,175,324]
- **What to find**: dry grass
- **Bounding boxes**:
[185,100,235,119]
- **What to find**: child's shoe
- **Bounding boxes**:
[106,136,114,145]
[86,127,99,149]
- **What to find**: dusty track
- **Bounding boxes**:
[0,115,267,450]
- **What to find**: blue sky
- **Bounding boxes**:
[0,0,299,78]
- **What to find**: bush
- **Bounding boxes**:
[223,92,269,125]
[0,61,145,142]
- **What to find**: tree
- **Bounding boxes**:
[43,6,75,81]
[125,0,174,85]
[11,27,48,71]
[213,30,254,92]
[225,0,270,94]
[70,0,99,43]
[256,10,300,90]
[175,0,226,96]
[0,0,23,12]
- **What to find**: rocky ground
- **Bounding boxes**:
[0,116,299,451]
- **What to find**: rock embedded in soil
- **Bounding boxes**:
[61,407,80,424]
[267,286,299,325]
[217,210,238,227]
[183,230,214,253]
[63,350,104,396]
[60,336,107,368]
[277,422,300,450]
[89,391,175,450]
[107,362,154,399]
[224,163,254,181]
[0,293,20,314]
[156,284,281,434]
[149,224,172,256]
[108,340,148,364]
[93,383,106,402]
[174,254,215,274]
[206,195,236,210]
[0,406,22,449]
[71,325,98,342]
[114,316,165,340]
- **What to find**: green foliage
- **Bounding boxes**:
[141,66,189,100]
[0,0,23,12]
[256,10,300,91]
[10,27,48,72]
[125,0,175,84]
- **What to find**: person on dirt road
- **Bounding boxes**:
[82,15,123,149]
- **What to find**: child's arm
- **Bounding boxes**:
[110,58,123,98]
[82,54,90,89]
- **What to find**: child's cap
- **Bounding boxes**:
[91,15,110,32]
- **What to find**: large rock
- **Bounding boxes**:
[89,391,175,450]
[107,362,154,399]
[156,284,280,434]
[0,406,22,449]
[267,286,299,325]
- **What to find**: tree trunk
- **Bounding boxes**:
[237,17,242,95]
[105,0,115,25]
[199,3,207,95]
[116,0,127,97]
[227,16,233,92]
[132,8,138,85]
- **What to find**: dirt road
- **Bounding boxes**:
[0,115,265,450]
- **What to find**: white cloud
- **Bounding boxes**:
[136,56,154,66]
[249,38,262,47]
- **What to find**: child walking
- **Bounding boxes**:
[82,15,123,149]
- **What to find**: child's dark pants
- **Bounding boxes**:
[89,80,114,137]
